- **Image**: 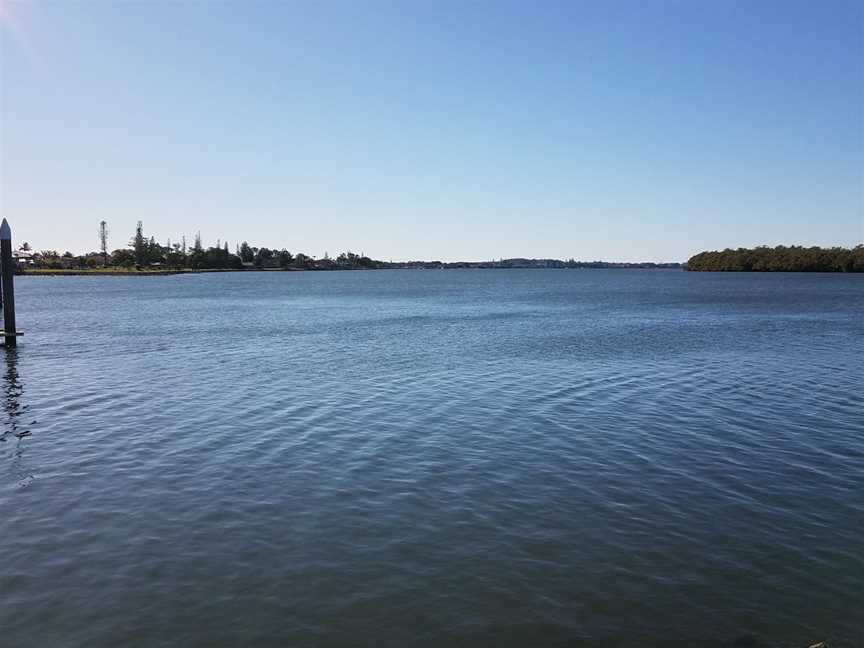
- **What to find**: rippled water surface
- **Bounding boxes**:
[1,270,862,647]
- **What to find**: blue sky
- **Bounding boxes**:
[1,0,861,261]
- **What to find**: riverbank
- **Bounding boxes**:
[22,268,182,276]
[20,267,381,276]
[20,268,248,276]
[21,265,684,276]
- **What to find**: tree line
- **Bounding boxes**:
[27,222,860,273]
[30,222,385,271]
[23,221,685,271]
[686,245,864,272]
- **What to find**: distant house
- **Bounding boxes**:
[12,250,35,268]
[313,258,336,270]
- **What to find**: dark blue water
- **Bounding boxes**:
[1,270,862,647]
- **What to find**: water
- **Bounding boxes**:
[1,270,862,647]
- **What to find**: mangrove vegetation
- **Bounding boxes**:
[686,246,864,273]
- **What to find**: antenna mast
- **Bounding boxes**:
[99,220,109,266]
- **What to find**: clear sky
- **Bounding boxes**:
[1,0,861,262]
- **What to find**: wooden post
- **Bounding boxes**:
[1,218,17,347]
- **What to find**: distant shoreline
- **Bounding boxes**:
[20,266,684,277]
[20,265,864,277]
[21,245,864,276]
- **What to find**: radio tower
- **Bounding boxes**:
[99,220,109,266]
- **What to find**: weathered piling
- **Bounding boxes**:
[1,218,18,347]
